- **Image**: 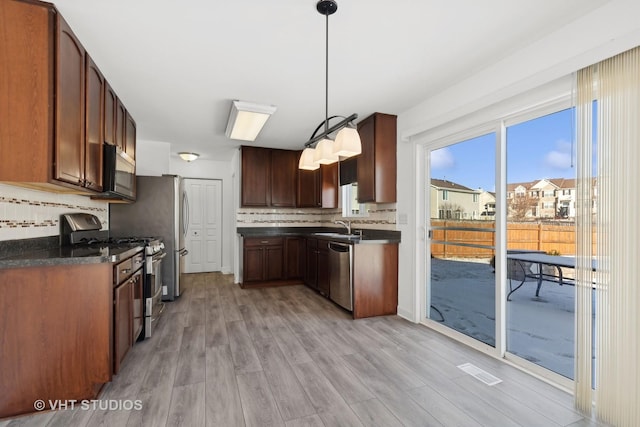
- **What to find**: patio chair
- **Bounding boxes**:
[506,258,538,301]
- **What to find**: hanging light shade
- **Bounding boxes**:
[332,126,361,157]
[298,1,359,170]
[299,147,320,170]
[313,138,338,164]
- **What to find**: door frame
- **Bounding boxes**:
[413,96,576,391]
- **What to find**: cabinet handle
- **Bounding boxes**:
[121,268,131,274]
[261,240,269,244]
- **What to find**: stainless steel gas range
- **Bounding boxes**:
[61,213,166,339]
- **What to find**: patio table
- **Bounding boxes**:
[505,253,596,300]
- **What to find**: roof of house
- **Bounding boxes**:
[431,179,475,192]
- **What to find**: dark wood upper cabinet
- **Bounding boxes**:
[356,112,397,203]
[84,55,104,192]
[55,15,85,186]
[321,163,339,208]
[241,146,271,207]
[297,151,321,208]
[125,111,136,160]
[241,146,338,209]
[241,146,297,208]
[115,98,126,151]
[0,1,135,195]
[270,149,297,207]
[104,81,116,146]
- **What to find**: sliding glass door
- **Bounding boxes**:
[504,108,577,379]
[427,133,497,347]
[424,103,584,383]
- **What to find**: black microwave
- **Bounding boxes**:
[97,144,136,201]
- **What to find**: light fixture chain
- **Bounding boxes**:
[325,11,329,134]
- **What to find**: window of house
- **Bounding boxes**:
[341,183,368,217]
[442,190,449,200]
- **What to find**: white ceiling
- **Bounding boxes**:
[52,0,609,161]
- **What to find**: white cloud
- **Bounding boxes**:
[544,139,574,170]
[431,148,455,169]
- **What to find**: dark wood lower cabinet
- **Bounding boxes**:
[352,243,399,319]
[0,263,112,419]
[285,237,304,279]
[114,278,132,374]
[242,237,286,286]
[316,240,330,296]
[113,251,144,374]
[304,238,318,289]
[304,238,330,296]
[303,238,399,318]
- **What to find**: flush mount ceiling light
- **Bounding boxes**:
[298,0,361,170]
[178,152,200,162]
[225,100,277,141]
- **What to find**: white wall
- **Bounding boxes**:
[136,139,171,176]
[395,0,640,322]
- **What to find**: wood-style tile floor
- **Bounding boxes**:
[2,273,604,427]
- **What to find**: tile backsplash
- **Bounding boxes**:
[0,183,109,241]
[236,203,397,230]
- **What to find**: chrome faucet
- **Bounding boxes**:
[334,220,351,234]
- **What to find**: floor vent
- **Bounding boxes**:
[457,363,502,386]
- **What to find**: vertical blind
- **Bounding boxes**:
[575,46,640,426]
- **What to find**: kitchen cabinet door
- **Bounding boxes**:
[271,149,298,207]
[241,146,270,207]
[321,163,339,208]
[84,55,104,192]
[285,237,304,279]
[115,98,126,151]
[265,246,284,280]
[243,246,265,282]
[356,113,397,203]
[304,238,318,289]
[125,111,136,160]
[114,279,132,374]
[131,271,144,343]
[104,81,117,146]
[55,15,86,186]
[316,240,330,296]
[297,151,321,207]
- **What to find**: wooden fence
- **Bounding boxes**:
[431,220,595,258]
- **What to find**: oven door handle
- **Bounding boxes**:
[152,252,167,262]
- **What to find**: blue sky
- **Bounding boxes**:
[430,108,578,191]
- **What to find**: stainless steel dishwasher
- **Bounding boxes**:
[328,242,352,311]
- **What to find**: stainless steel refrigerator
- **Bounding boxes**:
[110,175,189,300]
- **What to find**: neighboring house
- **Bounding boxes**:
[478,189,496,220]
[506,178,597,220]
[430,179,480,219]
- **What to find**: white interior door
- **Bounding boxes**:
[183,179,222,273]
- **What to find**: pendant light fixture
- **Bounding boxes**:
[298,0,361,170]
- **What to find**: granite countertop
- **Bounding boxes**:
[0,242,144,269]
[237,226,401,245]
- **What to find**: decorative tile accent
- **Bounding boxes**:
[236,203,397,230]
[0,183,109,241]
